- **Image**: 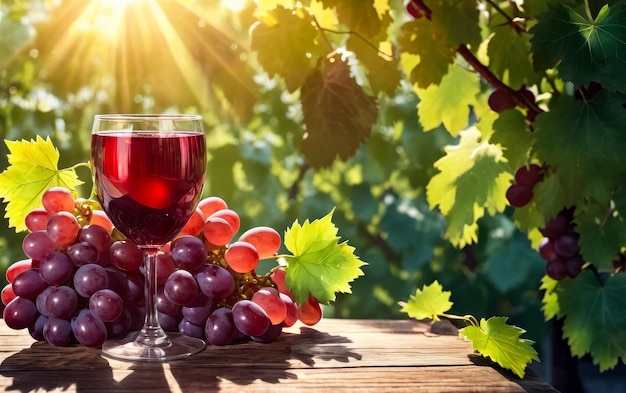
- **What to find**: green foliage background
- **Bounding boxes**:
[2,0,626,378]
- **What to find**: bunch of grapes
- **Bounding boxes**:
[537,208,585,280]
[505,164,544,208]
[2,187,322,348]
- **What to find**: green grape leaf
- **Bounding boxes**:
[398,19,456,88]
[540,275,561,320]
[300,56,378,168]
[250,5,325,92]
[533,91,626,204]
[490,109,532,171]
[416,64,481,134]
[283,209,367,305]
[426,128,512,248]
[319,0,383,37]
[460,317,539,378]
[529,2,626,92]
[346,34,401,96]
[399,281,453,321]
[0,18,30,68]
[0,137,82,232]
[556,271,626,371]
[487,23,540,90]
[429,0,481,50]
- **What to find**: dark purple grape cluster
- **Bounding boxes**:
[2,187,323,349]
[538,208,585,280]
[506,164,544,208]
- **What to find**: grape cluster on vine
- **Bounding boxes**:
[538,208,585,280]
[2,187,322,349]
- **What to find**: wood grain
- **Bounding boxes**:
[0,318,557,392]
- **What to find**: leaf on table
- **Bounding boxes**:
[300,55,378,169]
[399,281,453,321]
[533,91,626,204]
[460,316,539,378]
[426,127,512,248]
[283,209,367,305]
[530,2,626,92]
[556,270,626,371]
[250,5,325,92]
[0,136,82,232]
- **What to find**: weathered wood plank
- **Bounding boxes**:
[0,319,557,392]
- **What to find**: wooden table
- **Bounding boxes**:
[0,318,557,392]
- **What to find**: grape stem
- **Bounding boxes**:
[440,312,479,327]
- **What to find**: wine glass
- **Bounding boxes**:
[91,114,207,361]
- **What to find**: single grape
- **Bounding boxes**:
[205,307,237,346]
[170,235,208,272]
[298,294,323,326]
[407,0,423,19]
[123,273,145,306]
[25,208,50,232]
[238,226,281,259]
[67,241,100,267]
[79,224,112,253]
[71,309,108,347]
[196,264,235,299]
[3,296,38,329]
[39,251,74,286]
[1,283,17,306]
[178,319,205,338]
[203,216,235,246]
[554,234,580,258]
[252,323,283,344]
[74,263,109,298]
[505,183,533,208]
[42,186,75,214]
[5,259,32,283]
[89,210,114,233]
[541,213,570,240]
[538,238,559,263]
[546,259,568,280]
[252,287,287,325]
[159,312,183,332]
[22,230,57,261]
[44,317,74,346]
[104,267,128,297]
[36,286,53,316]
[164,269,199,306]
[89,289,124,322]
[232,299,271,337]
[110,240,143,271]
[12,268,47,299]
[182,293,216,326]
[198,196,228,218]
[156,252,176,285]
[209,209,241,234]
[565,256,584,278]
[518,87,536,104]
[514,164,542,188]
[46,211,81,246]
[45,285,78,319]
[106,308,132,337]
[488,89,516,113]
[127,306,146,331]
[176,207,205,237]
[157,288,182,316]
[280,293,298,328]
[29,314,48,341]
[225,241,260,273]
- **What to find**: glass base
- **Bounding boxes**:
[102,331,205,362]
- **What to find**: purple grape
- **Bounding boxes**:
[488,89,516,113]
[232,300,270,337]
[554,234,580,258]
[178,319,205,338]
[39,251,74,286]
[566,256,584,278]
[541,211,571,240]
[104,267,127,296]
[3,296,38,329]
[164,269,198,306]
[36,286,53,316]
[45,285,78,319]
[106,308,132,337]
[123,273,144,306]
[29,314,48,341]
[159,312,183,332]
[78,224,111,253]
[182,293,216,326]
[74,264,109,298]
[538,238,558,263]
[514,164,543,187]
[205,307,237,346]
[44,317,73,346]
[12,268,47,299]
[546,259,568,280]
[127,306,146,331]
[252,323,283,344]
[505,183,533,207]
[89,289,124,322]
[110,240,143,272]
[22,230,57,261]
[71,309,107,347]
[156,288,182,316]
[170,235,208,272]
[196,264,235,299]
[67,241,100,267]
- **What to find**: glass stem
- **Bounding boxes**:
[137,247,167,345]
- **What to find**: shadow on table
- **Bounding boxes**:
[0,326,361,392]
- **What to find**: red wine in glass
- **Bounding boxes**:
[91,114,206,361]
